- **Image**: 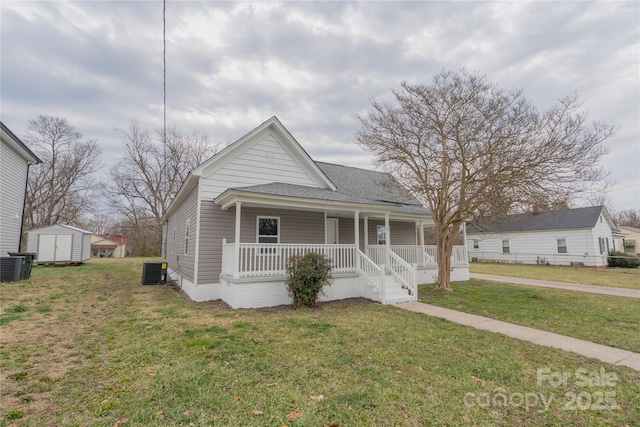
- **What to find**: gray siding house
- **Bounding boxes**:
[0,122,41,255]
[161,117,469,308]
[26,224,92,263]
[467,206,622,267]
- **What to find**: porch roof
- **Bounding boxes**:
[215,181,431,218]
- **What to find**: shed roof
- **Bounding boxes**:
[26,224,92,234]
[467,206,618,234]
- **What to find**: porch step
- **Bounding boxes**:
[384,283,414,304]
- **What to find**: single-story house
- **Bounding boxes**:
[26,224,92,264]
[161,117,469,308]
[615,226,640,257]
[0,122,41,255]
[466,205,622,267]
[91,234,127,258]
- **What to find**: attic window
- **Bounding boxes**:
[600,215,603,223]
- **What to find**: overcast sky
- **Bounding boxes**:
[1,1,638,211]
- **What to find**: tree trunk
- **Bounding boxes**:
[435,226,457,290]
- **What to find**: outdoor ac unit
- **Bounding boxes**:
[141,261,167,285]
[1,256,24,282]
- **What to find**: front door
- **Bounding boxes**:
[325,218,339,244]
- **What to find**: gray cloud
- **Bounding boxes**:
[1,0,637,210]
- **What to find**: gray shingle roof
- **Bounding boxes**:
[467,206,609,234]
[230,162,430,216]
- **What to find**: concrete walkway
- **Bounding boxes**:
[470,273,640,298]
[396,301,640,371]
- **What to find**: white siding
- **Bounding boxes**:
[0,140,29,254]
[200,133,320,199]
[467,228,611,266]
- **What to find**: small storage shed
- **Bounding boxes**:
[25,224,92,264]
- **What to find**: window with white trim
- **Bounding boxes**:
[502,240,510,253]
[473,240,479,249]
[184,218,190,255]
[557,238,567,254]
[257,216,279,254]
[377,225,386,245]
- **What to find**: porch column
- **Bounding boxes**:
[234,202,241,279]
[420,220,425,267]
[385,213,390,267]
[462,221,468,265]
[354,211,360,270]
[363,216,369,250]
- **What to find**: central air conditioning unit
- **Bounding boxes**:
[141,262,167,285]
[1,256,24,282]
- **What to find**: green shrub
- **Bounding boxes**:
[285,252,333,309]
[608,251,640,268]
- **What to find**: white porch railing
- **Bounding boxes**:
[222,242,357,278]
[357,249,385,302]
[367,245,468,268]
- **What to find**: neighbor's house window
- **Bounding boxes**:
[473,240,479,249]
[502,240,510,253]
[184,218,190,255]
[557,238,568,254]
[598,237,609,254]
[377,225,386,245]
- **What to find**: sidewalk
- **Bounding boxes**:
[396,301,640,371]
[470,273,640,298]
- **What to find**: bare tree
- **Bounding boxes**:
[105,121,215,254]
[612,209,640,228]
[23,116,101,230]
[356,70,615,290]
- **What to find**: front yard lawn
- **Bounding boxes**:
[420,280,640,353]
[470,262,640,290]
[1,259,638,426]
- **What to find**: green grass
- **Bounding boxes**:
[1,258,639,426]
[470,262,640,289]
[420,280,640,352]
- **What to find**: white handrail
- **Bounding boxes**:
[386,248,417,298]
[357,249,385,303]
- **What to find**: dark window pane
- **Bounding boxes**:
[259,218,278,236]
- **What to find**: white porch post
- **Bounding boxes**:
[354,210,360,270]
[385,213,390,267]
[420,220,425,267]
[234,202,241,279]
[463,221,469,265]
[363,216,369,252]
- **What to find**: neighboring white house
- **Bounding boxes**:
[466,206,621,267]
[161,117,469,308]
[0,122,41,255]
[25,224,92,264]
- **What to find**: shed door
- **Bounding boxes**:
[38,235,57,262]
[55,235,73,261]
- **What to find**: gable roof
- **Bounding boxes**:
[467,206,619,234]
[163,116,336,220]
[1,121,41,164]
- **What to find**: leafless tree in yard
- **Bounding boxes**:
[612,209,640,228]
[105,120,215,255]
[23,116,101,231]
[356,69,616,290]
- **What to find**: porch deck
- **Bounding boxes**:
[220,241,469,306]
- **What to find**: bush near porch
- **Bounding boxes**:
[1,258,638,426]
